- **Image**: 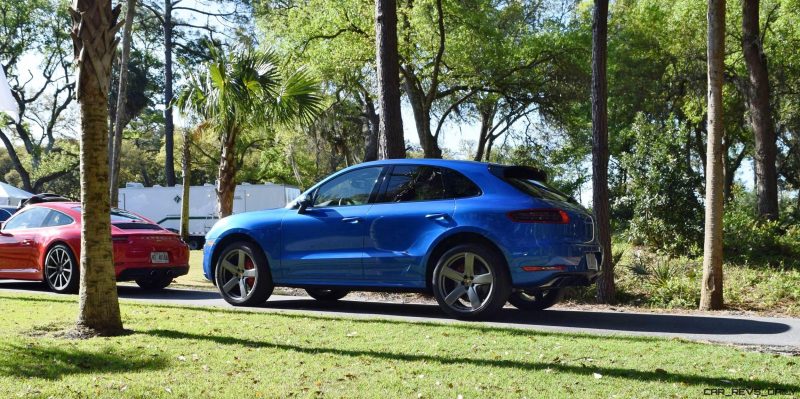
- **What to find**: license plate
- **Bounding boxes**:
[151,252,169,264]
[586,254,598,270]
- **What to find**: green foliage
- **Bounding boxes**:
[617,114,704,254]
[723,190,800,268]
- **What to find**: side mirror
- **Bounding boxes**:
[297,196,313,214]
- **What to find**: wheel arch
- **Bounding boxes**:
[423,229,510,291]
[209,231,271,282]
[38,240,78,280]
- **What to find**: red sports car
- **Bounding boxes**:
[0,202,189,293]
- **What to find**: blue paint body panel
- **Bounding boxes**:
[202,159,602,290]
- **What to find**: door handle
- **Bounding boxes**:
[341,217,362,224]
[21,239,33,246]
[425,213,447,220]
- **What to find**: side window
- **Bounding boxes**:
[0,209,11,222]
[444,169,481,198]
[313,167,383,207]
[2,207,51,230]
[380,165,445,203]
[42,210,74,227]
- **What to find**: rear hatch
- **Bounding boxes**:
[490,165,595,243]
[109,210,188,266]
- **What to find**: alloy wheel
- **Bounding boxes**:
[437,252,495,312]
[218,249,258,301]
[45,246,73,291]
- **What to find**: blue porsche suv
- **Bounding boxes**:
[203,159,601,320]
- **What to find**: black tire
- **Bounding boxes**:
[431,243,511,321]
[43,244,79,294]
[305,288,350,301]
[135,275,174,290]
[214,241,274,306]
[508,288,563,311]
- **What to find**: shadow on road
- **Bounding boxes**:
[262,298,793,336]
[1,282,792,337]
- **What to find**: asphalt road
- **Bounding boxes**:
[2,281,798,349]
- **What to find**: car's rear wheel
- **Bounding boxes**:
[508,288,563,311]
[432,244,510,320]
[215,242,273,306]
[306,288,349,301]
[44,244,78,294]
[135,275,173,291]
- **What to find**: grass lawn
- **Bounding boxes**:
[172,250,213,290]
[0,293,798,398]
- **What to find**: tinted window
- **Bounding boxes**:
[110,208,145,222]
[72,207,146,222]
[505,178,574,203]
[2,207,51,230]
[42,210,74,227]
[379,166,445,203]
[313,167,382,207]
[444,169,481,198]
[0,209,11,222]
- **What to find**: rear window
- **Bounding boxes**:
[504,178,574,203]
[72,207,147,222]
[489,164,576,203]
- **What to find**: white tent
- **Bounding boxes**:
[0,182,31,206]
[0,66,18,118]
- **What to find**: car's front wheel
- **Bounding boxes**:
[432,244,510,320]
[44,244,79,294]
[215,242,274,306]
[508,288,563,311]
[306,288,350,301]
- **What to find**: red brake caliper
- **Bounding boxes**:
[244,258,256,288]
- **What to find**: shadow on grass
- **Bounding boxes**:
[145,329,800,392]
[0,343,168,380]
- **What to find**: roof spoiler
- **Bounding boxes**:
[488,164,548,182]
[19,193,72,210]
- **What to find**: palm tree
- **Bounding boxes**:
[70,0,124,335]
[177,45,322,218]
[700,0,726,310]
[591,0,614,304]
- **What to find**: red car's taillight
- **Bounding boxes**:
[507,209,570,224]
[112,236,129,243]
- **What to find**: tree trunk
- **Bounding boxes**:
[474,104,496,162]
[110,0,136,206]
[70,0,124,335]
[217,129,238,218]
[742,0,778,220]
[163,0,176,186]
[363,98,379,162]
[700,0,726,311]
[180,128,191,241]
[591,0,614,304]
[404,81,442,158]
[375,0,406,159]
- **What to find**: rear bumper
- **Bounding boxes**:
[116,265,189,281]
[514,271,600,290]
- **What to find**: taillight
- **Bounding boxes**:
[507,209,570,224]
[112,236,129,243]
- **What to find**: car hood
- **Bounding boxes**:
[206,207,292,239]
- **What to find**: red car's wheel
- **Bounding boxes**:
[44,244,79,294]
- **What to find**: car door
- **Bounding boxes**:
[279,166,384,283]
[362,165,455,286]
[0,207,50,275]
